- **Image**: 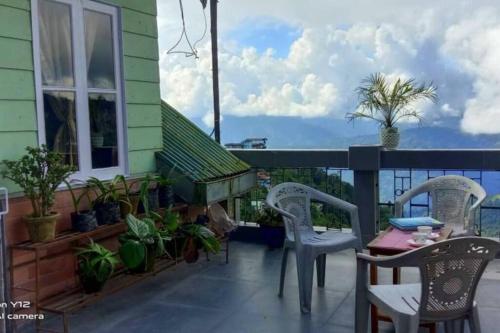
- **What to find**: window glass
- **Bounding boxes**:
[43,91,79,167]
[85,10,116,89]
[89,94,118,168]
[39,0,74,87]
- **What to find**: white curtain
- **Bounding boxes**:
[39,0,73,87]
[84,10,99,72]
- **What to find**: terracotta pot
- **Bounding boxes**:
[183,237,199,263]
[119,194,140,218]
[380,127,400,149]
[24,213,60,242]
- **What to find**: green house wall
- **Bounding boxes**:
[0,0,162,192]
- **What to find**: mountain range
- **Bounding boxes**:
[191,115,500,149]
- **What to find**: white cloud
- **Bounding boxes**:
[158,0,500,134]
[441,8,500,134]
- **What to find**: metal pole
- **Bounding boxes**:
[210,0,221,143]
[0,188,10,333]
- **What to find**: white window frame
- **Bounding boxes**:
[31,0,127,180]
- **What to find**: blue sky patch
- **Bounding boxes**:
[226,18,301,58]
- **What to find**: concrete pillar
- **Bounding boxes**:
[349,146,381,246]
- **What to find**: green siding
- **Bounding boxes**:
[0,132,38,160]
[125,81,161,105]
[0,69,35,100]
[106,0,157,15]
[122,8,157,37]
[0,0,30,11]
[128,150,157,174]
[0,101,37,132]
[124,56,159,82]
[0,37,33,71]
[0,5,31,40]
[127,104,162,127]
[0,0,161,193]
[123,32,159,60]
[128,127,162,151]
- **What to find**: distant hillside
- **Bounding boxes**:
[191,115,500,149]
[330,126,500,149]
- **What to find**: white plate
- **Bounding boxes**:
[427,232,440,240]
[407,239,435,247]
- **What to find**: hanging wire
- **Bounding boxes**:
[167,0,208,59]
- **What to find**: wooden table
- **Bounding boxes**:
[366,226,453,333]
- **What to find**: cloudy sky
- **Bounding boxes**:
[157,0,500,136]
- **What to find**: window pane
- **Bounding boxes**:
[43,91,79,168]
[85,10,115,89]
[39,0,74,87]
[89,94,118,168]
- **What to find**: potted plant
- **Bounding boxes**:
[137,174,159,215]
[75,239,118,293]
[180,223,220,263]
[347,73,437,149]
[64,180,97,232]
[156,174,175,208]
[155,208,181,259]
[256,205,286,249]
[118,214,169,273]
[1,145,74,242]
[116,175,140,219]
[87,176,122,225]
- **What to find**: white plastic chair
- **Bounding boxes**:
[355,237,500,333]
[266,182,363,313]
[394,175,486,236]
[208,202,238,235]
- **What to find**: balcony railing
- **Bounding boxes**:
[230,147,500,244]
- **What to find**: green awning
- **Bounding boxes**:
[156,101,256,205]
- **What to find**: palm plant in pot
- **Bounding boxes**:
[256,205,285,249]
[156,174,175,208]
[87,176,122,225]
[180,223,220,263]
[137,174,159,215]
[347,73,437,149]
[1,145,74,242]
[116,175,140,219]
[118,214,169,273]
[64,180,97,232]
[75,239,118,293]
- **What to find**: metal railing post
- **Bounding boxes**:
[0,188,9,333]
[349,146,381,246]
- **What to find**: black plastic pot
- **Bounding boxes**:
[71,210,98,232]
[137,188,159,214]
[80,275,106,294]
[129,243,156,273]
[94,201,121,225]
[158,185,174,208]
[260,225,286,249]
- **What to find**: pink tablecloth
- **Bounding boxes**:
[374,228,420,251]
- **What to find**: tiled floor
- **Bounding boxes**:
[32,242,500,333]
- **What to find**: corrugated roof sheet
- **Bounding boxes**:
[157,101,250,182]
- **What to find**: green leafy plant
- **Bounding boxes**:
[347,73,437,128]
[181,224,221,254]
[64,179,92,214]
[118,214,169,271]
[137,174,156,216]
[256,206,283,227]
[87,175,123,204]
[75,239,118,293]
[1,145,74,217]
